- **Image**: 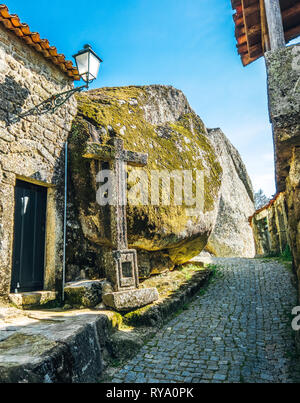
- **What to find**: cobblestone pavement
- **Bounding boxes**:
[111,258,300,383]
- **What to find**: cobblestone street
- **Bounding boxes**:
[111,258,300,383]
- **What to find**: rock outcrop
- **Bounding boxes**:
[67,85,255,279]
[68,85,222,277]
[205,129,256,258]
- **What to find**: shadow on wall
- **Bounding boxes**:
[0,76,30,124]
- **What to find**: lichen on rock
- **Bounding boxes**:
[68,85,222,277]
[204,128,256,258]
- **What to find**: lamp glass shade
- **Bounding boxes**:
[73,45,102,83]
[89,52,101,82]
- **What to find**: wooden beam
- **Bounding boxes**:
[232,0,242,8]
[237,34,247,45]
[238,42,262,57]
[264,0,285,50]
[241,52,260,66]
[248,24,261,38]
[260,0,270,52]
[243,3,260,18]
[234,14,245,27]
[241,0,251,62]
[282,3,300,22]
[285,24,300,42]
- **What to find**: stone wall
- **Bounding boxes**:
[250,192,289,257]
[0,24,77,298]
[265,44,300,288]
[286,148,300,287]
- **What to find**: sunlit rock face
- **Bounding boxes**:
[67,85,256,279]
[204,128,256,258]
[68,85,223,277]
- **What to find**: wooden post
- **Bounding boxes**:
[264,0,285,50]
[260,0,271,52]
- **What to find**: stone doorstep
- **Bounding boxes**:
[102,288,159,312]
[8,291,57,310]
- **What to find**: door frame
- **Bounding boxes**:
[11,175,56,293]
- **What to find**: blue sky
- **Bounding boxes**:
[5,0,277,197]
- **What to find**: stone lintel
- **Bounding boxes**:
[102,287,159,312]
[9,291,57,310]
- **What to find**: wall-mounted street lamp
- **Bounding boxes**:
[8,44,103,124]
[73,44,102,84]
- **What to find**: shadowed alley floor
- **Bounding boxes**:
[111,258,300,383]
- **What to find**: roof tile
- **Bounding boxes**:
[0,4,80,80]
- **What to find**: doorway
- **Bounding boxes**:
[11,180,47,293]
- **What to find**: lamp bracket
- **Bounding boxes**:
[7,84,88,125]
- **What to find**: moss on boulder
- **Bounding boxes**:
[69,85,222,275]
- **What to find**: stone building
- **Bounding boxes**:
[249,192,289,256]
[0,5,78,303]
[231,1,300,278]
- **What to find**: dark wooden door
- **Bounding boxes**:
[11,180,47,293]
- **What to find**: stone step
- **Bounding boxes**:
[9,291,57,310]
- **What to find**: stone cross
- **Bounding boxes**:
[83,137,148,292]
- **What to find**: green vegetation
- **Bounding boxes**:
[280,245,293,262]
[260,245,293,272]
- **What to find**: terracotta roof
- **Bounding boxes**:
[248,191,284,223]
[231,0,300,66]
[0,4,80,80]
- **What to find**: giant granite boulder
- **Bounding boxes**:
[68,85,222,276]
[204,128,255,258]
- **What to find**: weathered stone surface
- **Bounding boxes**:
[0,310,107,382]
[137,250,176,278]
[205,128,255,258]
[8,291,56,310]
[265,44,300,192]
[123,268,211,327]
[83,137,149,293]
[250,192,289,257]
[64,280,104,308]
[111,258,300,383]
[265,44,300,354]
[103,249,140,292]
[286,147,300,292]
[103,288,159,312]
[265,44,300,290]
[68,85,223,278]
[0,24,77,299]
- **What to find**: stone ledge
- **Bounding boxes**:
[123,269,211,327]
[64,280,105,308]
[102,288,159,312]
[8,291,57,310]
